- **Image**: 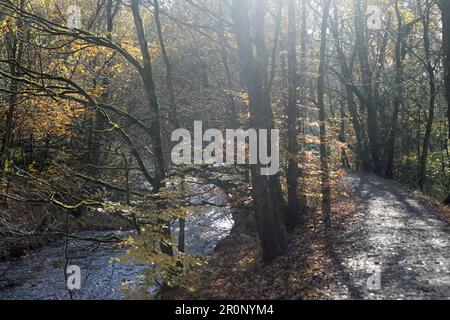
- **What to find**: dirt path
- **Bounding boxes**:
[324,172,450,300]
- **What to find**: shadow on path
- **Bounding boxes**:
[324,172,450,300]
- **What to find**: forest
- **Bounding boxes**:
[0,0,449,301]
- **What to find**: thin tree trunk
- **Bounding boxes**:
[1,0,25,170]
[384,1,404,179]
[297,0,308,212]
[154,0,179,129]
[217,0,238,128]
[441,0,450,145]
[329,12,370,170]
[91,0,115,171]
[440,0,450,203]
[153,0,186,254]
[318,0,332,227]
[131,1,173,270]
[131,0,165,191]
[285,0,300,231]
[418,3,436,191]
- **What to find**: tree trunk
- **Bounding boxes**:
[297,0,308,212]
[384,1,404,179]
[131,0,165,191]
[439,0,450,203]
[329,11,370,171]
[354,0,382,174]
[154,0,179,129]
[318,0,332,227]
[153,0,186,255]
[131,2,173,282]
[285,0,300,231]
[217,0,238,129]
[418,3,436,191]
[90,0,116,171]
[441,0,450,144]
[1,0,25,171]
[232,0,287,261]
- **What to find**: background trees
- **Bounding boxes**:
[0,0,449,264]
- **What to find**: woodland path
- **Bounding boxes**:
[324,172,450,300]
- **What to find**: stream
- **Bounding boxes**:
[0,179,234,300]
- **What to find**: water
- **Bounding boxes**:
[0,182,234,300]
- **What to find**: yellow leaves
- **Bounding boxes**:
[72,43,113,63]
[122,42,143,61]
[10,97,81,141]
[27,161,38,175]
[0,14,18,38]
[305,134,321,145]
[48,59,70,78]
[401,8,416,25]
[122,236,135,246]
[234,91,249,108]
[386,2,415,25]
[237,256,255,267]
[149,40,160,59]
[87,84,105,100]
[3,159,13,173]
[111,62,126,74]
[0,17,11,36]
[74,108,85,115]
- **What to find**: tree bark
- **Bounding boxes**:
[329,12,370,171]
[318,0,332,227]
[384,1,404,179]
[232,0,287,261]
[153,0,186,254]
[1,0,25,171]
[90,0,116,172]
[285,0,301,231]
[418,3,436,191]
[154,0,179,129]
[439,0,450,203]
[354,0,382,174]
[131,0,165,191]
[440,0,450,144]
[217,0,238,128]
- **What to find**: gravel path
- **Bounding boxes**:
[325,172,450,300]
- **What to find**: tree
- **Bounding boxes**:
[0,0,25,171]
[384,1,421,178]
[354,0,382,174]
[418,0,437,191]
[440,0,450,144]
[285,0,301,230]
[130,0,166,191]
[384,0,406,178]
[232,0,287,261]
[317,0,332,227]
[330,8,370,171]
[439,0,450,204]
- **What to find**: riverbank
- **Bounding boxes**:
[0,171,138,262]
[160,173,358,300]
[0,174,235,299]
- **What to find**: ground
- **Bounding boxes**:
[167,171,450,300]
[322,172,450,299]
[0,178,133,261]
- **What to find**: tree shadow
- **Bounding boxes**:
[327,172,450,299]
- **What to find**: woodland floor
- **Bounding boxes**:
[166,171,450,300]
[322,172,450,300]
